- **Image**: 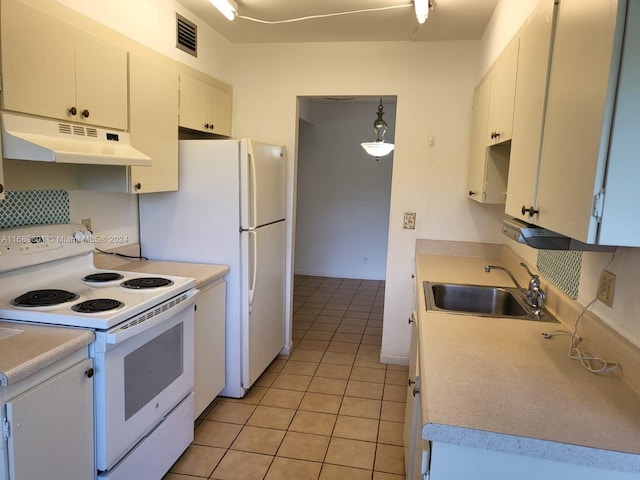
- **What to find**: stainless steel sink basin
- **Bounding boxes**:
[423,281,559,323]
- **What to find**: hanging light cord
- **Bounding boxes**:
[237,4,413,24]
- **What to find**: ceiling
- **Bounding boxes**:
[176,0,499,43]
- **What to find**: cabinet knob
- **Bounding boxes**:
[85,368,94,378]
[408,378,416,386]
[490,131,501,140]
[408,317,414,324]
[68,106,77,116]
[209,124,215,130]
[81,109,90,118]
[468,191,478,196]
[413,386,420,397]
[521,205,539,218]
[134,183,142,190]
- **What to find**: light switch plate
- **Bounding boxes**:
[403,212,416,229]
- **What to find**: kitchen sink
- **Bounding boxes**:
[423,282,559,322]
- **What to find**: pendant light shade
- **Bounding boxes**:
[209,0,238,20]
[414,0,429,24]
[361,99,394,158]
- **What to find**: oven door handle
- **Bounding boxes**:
[104,289,199,345]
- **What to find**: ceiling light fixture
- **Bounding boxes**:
[414,0,430,24]
[209,0,238,21]
[361,99,394,159]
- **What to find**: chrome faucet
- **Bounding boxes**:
[484,264,523,290]
[519,262,546,317]
[485,263,546,318]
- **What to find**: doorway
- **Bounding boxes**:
[294,96,396,281]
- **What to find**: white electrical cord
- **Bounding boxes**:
[541,251,620,376]
[237,4,413,24]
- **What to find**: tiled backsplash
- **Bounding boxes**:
[537,249,582,299]
[0,190,70,230]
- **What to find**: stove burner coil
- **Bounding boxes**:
[121,277,174,289]
[72,298,124,313]
[11,289,79,307]
[83,272,125,283]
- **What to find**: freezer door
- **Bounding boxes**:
[240,139,286,228]
[241,221,286,387]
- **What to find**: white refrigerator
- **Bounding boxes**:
[138,138,286,398]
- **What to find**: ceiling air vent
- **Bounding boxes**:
[176,14,197,57]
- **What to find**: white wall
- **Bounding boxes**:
[231,41,507,362]
[294,99,394,280]
[478,0,540,78]
[68,190,139,249]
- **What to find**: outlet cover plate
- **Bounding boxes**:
[403,212,416,229]
[597,270,616,307]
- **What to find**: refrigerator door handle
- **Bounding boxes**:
[248,148,258,229]
[248,229,258,311]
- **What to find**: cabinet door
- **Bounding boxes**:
[194,281,227,419]
[6,358,94,480]
[467,75,491,202]
[75,34,128,130]
[129,53,179,193]
[505,0,556,220]
[536,0,620,242]
[208,83,233,136]
[0,0,76,122]
[486,38,519,145]
[179,73,210,132]
[0,133,5,201]
[404,312,421,479]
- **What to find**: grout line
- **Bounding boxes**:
[184,276,404,480]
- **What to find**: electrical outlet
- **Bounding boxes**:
[403,212,416,229]
[81,218,92,231]
[597,270,616,307]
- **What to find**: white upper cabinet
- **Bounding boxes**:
[486,39,519,146]
[535,0,640,245]
[0,133,5,201]
[129,53,179,193]
[179,72,233,136]
[467,38,518,204]
[0,0,127,130]
[505,0,556,220]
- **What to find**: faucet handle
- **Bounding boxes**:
[519,262,538,279]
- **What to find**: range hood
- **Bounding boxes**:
[1,112,151,166]
[502,217,615,252]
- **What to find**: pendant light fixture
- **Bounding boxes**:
[209,0,238,21]
[414,0,430,24]
[361,99,394,159]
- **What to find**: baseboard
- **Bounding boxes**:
[380,353,409,366]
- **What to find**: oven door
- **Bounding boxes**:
[93,290,197,472]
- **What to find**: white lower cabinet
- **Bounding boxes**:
[1,355,94,480]
[194,279,226,419]
[404,312,430,480]
[428,443,640,480]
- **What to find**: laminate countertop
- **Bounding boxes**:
[93,253,229,289]
[0,321,94,386]
[416,251,640,472]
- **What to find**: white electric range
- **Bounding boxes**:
[0,223,198,480]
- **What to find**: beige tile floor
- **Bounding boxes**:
[164,275,408,480]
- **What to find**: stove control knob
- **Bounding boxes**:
[73,230,86,243]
